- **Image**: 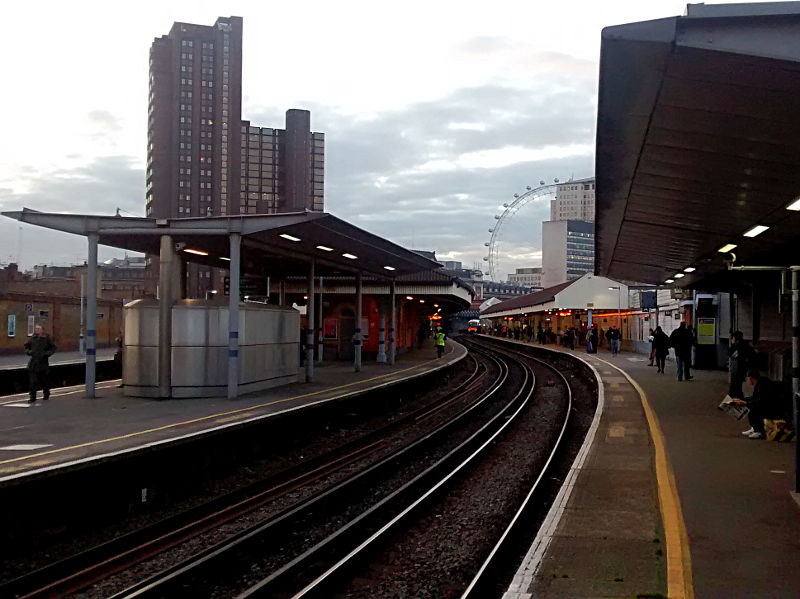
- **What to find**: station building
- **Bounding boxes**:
[480,273,630,336]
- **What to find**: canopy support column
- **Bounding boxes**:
[389,280,396,365]
[85,232,98,398]
[377,296,387,363]
[306,260,315,382]
[317,276,324,364]
[355,271,363,372]
[227,232,241,399]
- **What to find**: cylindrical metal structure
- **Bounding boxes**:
[389,280,396,365]
[306,259,315,382]
[85,233,98,398]
[158,235,175,399]
[227,232,241,399]
[279,279,286,305]
[354,271,363,372]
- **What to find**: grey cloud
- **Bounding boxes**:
[88,110,123,132]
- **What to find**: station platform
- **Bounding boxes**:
[0,347,117,371]
[0,342,466,482]
[484,336,800,599]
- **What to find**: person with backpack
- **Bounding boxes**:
[728,331,755,399]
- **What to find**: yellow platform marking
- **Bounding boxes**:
[593,355,694,599]
[0,361,434,468]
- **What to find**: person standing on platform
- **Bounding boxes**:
[609,326,621,355]
[653,326,670,373]
[727,331,755,399]
[434,326,446,358]
[25,323,56,404]
[669,322,693,381]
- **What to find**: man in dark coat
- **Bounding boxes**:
[733,370,778,439]
[727,331,755,399]
[669,322,693,381]
[25,324,57,403]
[653,326,670,373]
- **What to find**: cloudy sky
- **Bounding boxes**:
[0,0,718,278]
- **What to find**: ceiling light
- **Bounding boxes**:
[786,197,800,211]
[433,304,439,308]
[183,248,208,256]
[674,273,685,279]
[220,257,231,261]
[342,253,358,259]
[683,267,695,272]
[419,299,425,303]
[279,233,301,242]
[743,225,769,238]
[665,279,675,284]
[718,243,738,253]
[406,296,414,300]
[316,245,334,252]
[383,266,396,271]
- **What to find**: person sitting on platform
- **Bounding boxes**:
[732,369,776,440]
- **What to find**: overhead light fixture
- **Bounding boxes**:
[183,248,208,256]
[342,253,358,259]
[316,245,334,252]
[665,279,675,284]
[718,243,738,253]
[786,197,800,211]
[419,299,425,303]
[743,225,769,238]
[220,257,231,261]
[674,273,685,279]
[433,304,439,308]
[406,296,414,300]
[683,267,695,273]
[279,233,301,242]
[383,266,396,271]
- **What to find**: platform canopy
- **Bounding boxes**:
[0,209,440,279]
[596,3,800,287]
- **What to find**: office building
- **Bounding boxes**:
[146,16,324,296]
[550,177,595,222]
[541,220,595,287]
[508,267,543,288]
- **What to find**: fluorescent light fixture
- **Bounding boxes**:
[383,266,396,271]
[665,279,675,284]
[674,273,685,279]
[279,233,301,242]
[316,245,334,252]
[743,225,769,238]
[433,304,439,308]
[342,253,358,259]
[683,267,696,272]
[608,286,619,290]
[183,248,208,256]
[419,299,425,303]
[718,243,738,253]
[220,257,230,261]
[786,197,800,211]
[406,296,414,300]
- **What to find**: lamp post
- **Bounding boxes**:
[608,286,621,330]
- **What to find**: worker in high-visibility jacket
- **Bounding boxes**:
[434,327,446,358]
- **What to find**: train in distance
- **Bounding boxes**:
[467,319,481,333]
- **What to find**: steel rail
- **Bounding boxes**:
[242,344,534,598]
[3,355,485,599]
[109,351,508,599]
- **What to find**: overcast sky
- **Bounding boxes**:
[0,0,730,279]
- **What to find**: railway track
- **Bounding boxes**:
[4,339,597,599]
[1,352,492,599]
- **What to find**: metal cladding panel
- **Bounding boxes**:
[172,346,227,386]
[123,346,159,387]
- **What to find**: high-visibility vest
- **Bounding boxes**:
[435,332,446,346]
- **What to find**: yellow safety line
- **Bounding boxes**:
[0,359,438,467]
[593,355,694,599]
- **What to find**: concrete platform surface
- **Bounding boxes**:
[0,342,465,481]
[489,335,800,599]
[0,347,117,370]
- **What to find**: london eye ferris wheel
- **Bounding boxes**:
[483,180,560,282]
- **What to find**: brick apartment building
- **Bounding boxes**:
[146,16,324,297]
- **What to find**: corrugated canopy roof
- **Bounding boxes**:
[1,209,441,279]
[482,280,576,315]
[595,4,800,286]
